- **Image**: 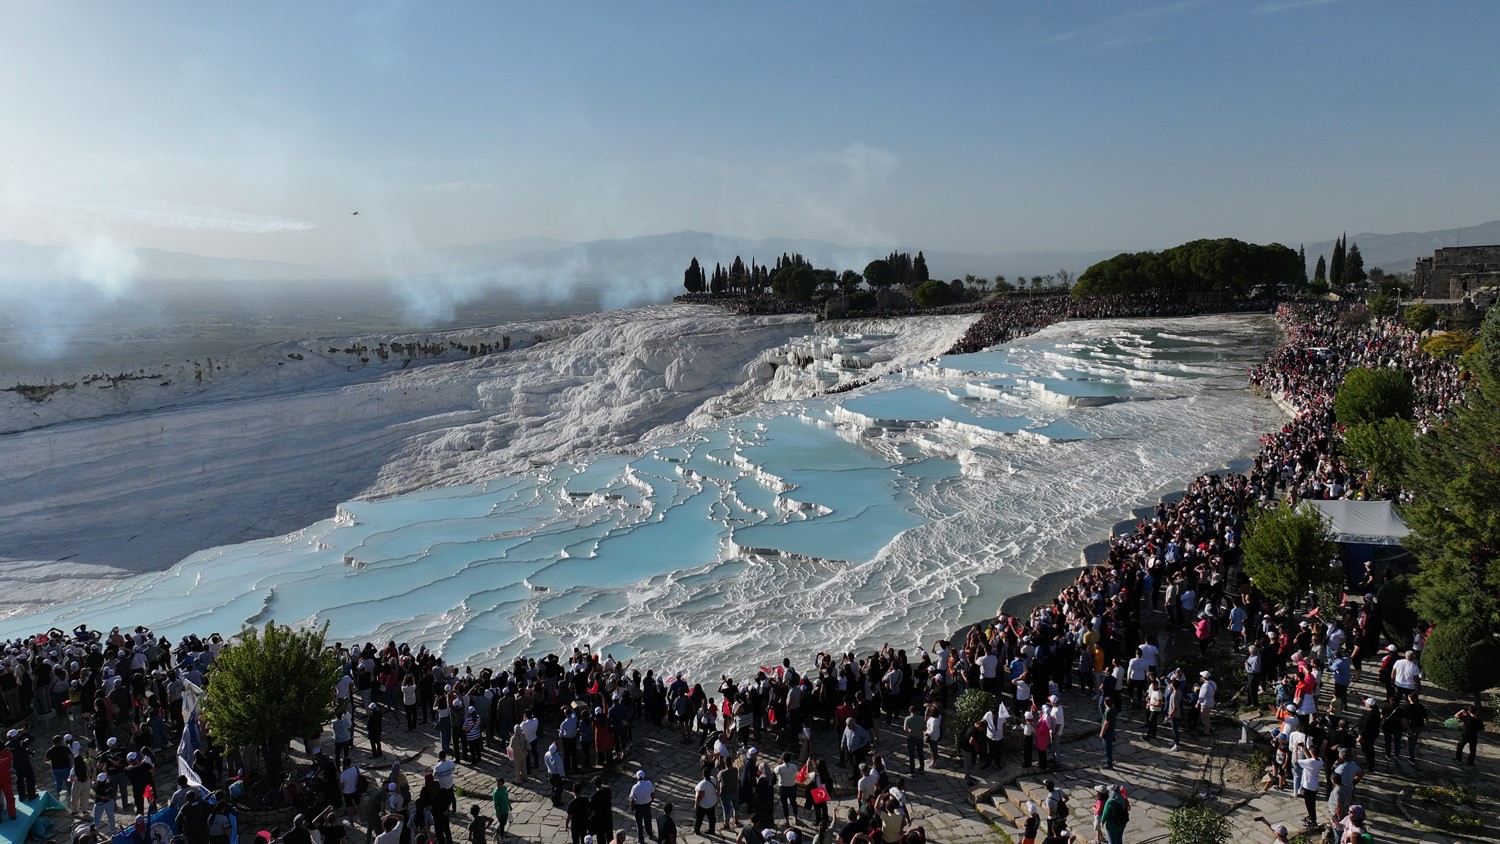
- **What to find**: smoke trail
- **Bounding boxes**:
[35,200,316,234]
[0,231,145,363]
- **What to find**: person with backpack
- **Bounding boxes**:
[1098,785,1128,844]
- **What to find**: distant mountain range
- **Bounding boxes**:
[5,221,1498,293]
[0,238,350,284]
[1300,220,1500,273]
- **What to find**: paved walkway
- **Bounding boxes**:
[9,633,1498,844]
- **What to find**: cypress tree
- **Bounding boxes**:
[1345,242,1366,288]
[914,251,930,283]
[1314,255,1327,283]
[1298,245,1308,286]
[1330,234,1346,288]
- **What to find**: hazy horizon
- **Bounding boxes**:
[4,2,1498,272]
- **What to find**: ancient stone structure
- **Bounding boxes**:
[1412,245,1500,299]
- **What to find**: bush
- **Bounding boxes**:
[1405,303,1438,334]
[1340,417,1414,490]
[954,688,998,749]
[1376,577,1418,650]
[914,279,954,309]
[202,621,343,783]
[1241,503,1341,609]
[1423,614,1500,703]
[1333,367,1414,426]
[1166,797,1232,844]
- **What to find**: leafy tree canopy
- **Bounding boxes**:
[1421,331,1477,360]
[1421,614,1500,701]
[1072,238,1300,299]
[1333,367,1414,426]
[1405,303,1438,334]
[913,278,953,308]
[1340,416,1414,492]
[1241,503,1341,608]
[202,621,342,780]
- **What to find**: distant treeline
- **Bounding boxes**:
[1072,238,1302,300]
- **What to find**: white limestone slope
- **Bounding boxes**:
[0,304,976,617]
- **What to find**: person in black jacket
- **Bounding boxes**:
[1355,698,1381,771]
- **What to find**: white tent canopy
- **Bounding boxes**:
[1309,499,1410,546]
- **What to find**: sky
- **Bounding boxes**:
[2,0,1498,275]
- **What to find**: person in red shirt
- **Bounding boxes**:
[0,746,15,819]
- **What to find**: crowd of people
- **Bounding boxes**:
[0,301,1483,844]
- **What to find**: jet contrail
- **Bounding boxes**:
[34,199,317,234]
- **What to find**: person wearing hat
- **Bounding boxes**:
[1252,816,1290,842]
[4,728,36,803]
[91,772,117,830]
[1019,800,1041,844]
[1355,698,1381,771]
[366,701,386,758]
[1197,671,1217,736]
[464,705,485,766]
[628,771,655,842]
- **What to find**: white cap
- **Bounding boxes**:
[97,773,108,782]
[1199,670,1211,678]
[1272,823,1288,836]
[5,729,15,738]
[636,770,646,779]
[127,752,138,761]
[107,737,118,747]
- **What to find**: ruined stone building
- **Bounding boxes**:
[1412,245,1500,299]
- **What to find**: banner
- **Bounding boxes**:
[178,679,207,791]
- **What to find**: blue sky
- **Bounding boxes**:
[2,0,1497,271]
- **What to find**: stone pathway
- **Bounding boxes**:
[8,642,1498,844]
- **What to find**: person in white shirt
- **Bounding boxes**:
[1197,671,1217,735]
[693,769,719,835]
[628,771,655,842]
[1391,652,1422,696]
[982,704,1008,768]
[338,762,360,816]
[977,651,999,694]
[924,708,943,769]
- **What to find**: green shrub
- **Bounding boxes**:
[954,688,998,749]
[1333,367,1415,426]
[1377,577,1418,649]
[1423,614,1500,702]
[1166,797,1232,844]
[1246,746,1272,779]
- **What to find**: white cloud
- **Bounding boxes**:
[421,181,495,193]
[1253,0,1339,13]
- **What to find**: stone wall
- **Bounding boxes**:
[1413,244,1500,298]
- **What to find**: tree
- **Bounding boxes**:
[993,274,1013,293]
[1241,503,1341,609]
[1340,416,1414,491]
[1345,242,1367,289]
[1333,367,1414,426]
[913,251,930,283]
[863,259,894,290]
[1055,268,1074,290]
[913,279,952,308]
[202,621,342,783]
[1404,303,1438,334]
[1421,615,1500,704]
[683,258,705,294]
[1330,234,1346,289]
[1482,303,1500,375]
[1368,292,1396,318]
[1298,245,1309,287]
[838,269,862,296]
[1421,331,1477,360]
[1314,255,1327,284]
[1401,365,1500,624]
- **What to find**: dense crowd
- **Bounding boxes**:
[0,302,1482,844]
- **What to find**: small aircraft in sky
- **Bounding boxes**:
[351,211,360,216]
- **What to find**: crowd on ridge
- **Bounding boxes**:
[0,301,1484,844]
